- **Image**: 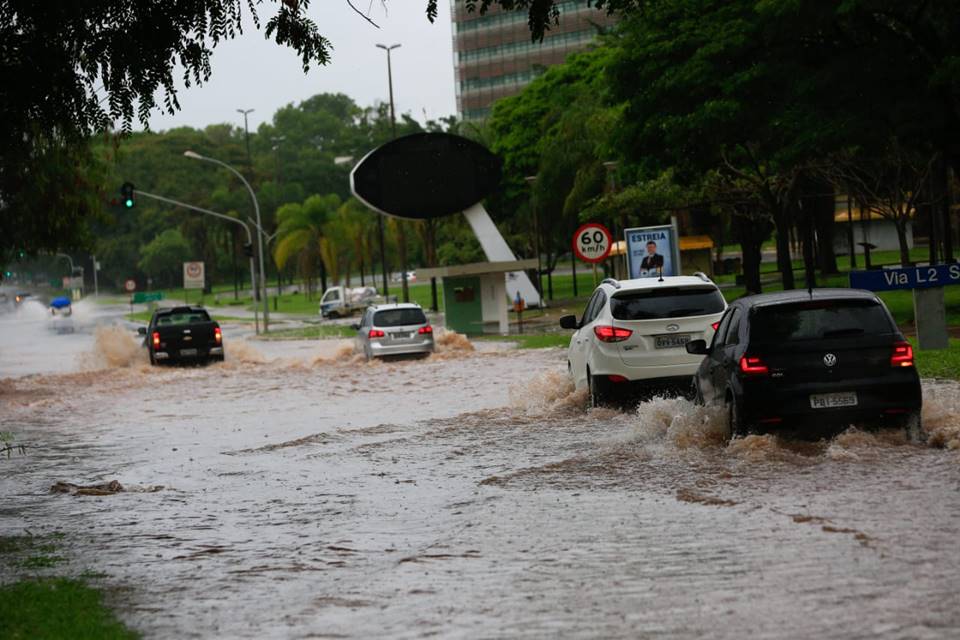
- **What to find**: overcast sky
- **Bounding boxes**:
[145,1,456,133]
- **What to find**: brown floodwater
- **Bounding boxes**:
[1,312,959,638]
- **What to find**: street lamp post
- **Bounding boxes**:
[184,150,270,332]
[271,135,286,301]
[524,176,543,298]
[237,108,255,169]
[135,188,260,334]
[376,43,403,301]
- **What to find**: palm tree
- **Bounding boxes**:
[273,194,341,298]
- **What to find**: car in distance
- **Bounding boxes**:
[559,275,727,406]
[352,303,434,360]
[138,306,224,365]
[686,289,922,439]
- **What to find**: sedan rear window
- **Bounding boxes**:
[610,287,726,320]
[374,308,427,327]
[749,300,895,343]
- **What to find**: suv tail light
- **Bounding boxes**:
[711,321,720,331]
[152,331,161,349]
[214,327,222,344]
[594,325,632,343]
[418,325,433,334]
[739,355,769,375]
[891,341,914,367]
[368,329,385,338]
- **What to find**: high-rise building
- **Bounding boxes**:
[452,1,617,121]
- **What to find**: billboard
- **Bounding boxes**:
[625,223,681,279]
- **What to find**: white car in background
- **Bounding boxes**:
[559,274,727,406]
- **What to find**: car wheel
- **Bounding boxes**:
[363,346,372,362]
[588,370,610,409]
[149,351,156,366]
[328,311,339,319]
[902,411,925,444]
[727,396,749,439]
[691,379,704,405]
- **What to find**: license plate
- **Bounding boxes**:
[179,348,198,357]
[654,334,691,349]
[809,392,858,409]
[391,332,411,340]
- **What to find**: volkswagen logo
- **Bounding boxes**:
[823,353,838,367]
[666,323,680,332]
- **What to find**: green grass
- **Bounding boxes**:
[124,310,251,324]
[475,333,570,349]
[912,339,960,380]
[256,324,355,340]
[0,579,139,640]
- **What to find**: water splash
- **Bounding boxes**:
[509,369,587,416]
[80,325,146,370]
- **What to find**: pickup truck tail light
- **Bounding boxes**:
[418,325,433,334]
[368,329,385,338]
[214,327,222,344]
[594,325,632,343]
[152,331,160,349]
[739,355,769,375]
[891,341,914,367]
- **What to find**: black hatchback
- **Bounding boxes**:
[686,289,922,439]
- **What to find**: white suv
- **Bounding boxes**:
[559,275,727,406]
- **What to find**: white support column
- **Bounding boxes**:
[463,203,542,307]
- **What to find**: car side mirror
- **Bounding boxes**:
[137,327,147,335]
[685,339,709,355]
[559,315,578,330]
[350,323,360,331]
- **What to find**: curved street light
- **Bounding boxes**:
[184,150,270,331]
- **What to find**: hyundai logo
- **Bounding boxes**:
[666,323,680,332]
[823,353,837,367]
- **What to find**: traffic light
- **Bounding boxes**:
[120,182,135,208]
[242,243,254,257]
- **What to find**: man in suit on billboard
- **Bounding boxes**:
[640,241,664,273]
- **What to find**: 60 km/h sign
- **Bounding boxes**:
[573,223,612,264]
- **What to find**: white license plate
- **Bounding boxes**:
[809,392,858,409]
[390,332,411,340]
[179,348,198,357]
[654,334,691,349]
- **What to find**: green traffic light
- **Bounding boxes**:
[125,198,134,208]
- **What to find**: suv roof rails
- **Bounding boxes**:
[693,272,713,283]
[601,278,621,289]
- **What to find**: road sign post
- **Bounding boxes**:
[849,263,958,350]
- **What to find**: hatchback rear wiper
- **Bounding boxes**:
[822,327,864,338]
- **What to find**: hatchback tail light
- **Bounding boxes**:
[891,341,914,367]
[594,325,632,343]
[152,331,161,349]
[214,327,222,344]
[418,325,433,334]
[738,355,769,375]
[368,329,385,338]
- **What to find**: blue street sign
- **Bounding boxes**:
[849,263,960,292]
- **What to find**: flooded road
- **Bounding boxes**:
[2,303,960,638]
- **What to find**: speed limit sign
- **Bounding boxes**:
[124,279,136,293]
[572,223,612,264]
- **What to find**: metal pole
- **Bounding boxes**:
[135,188,260,334]
[377,43,402,300]
[184,151,269,332]
[237,108,254,170]
[92,255,99,297]
[525,176,543,299]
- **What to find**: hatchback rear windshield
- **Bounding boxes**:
[374,308,427,327]
[749,300,894,343]
[610,287,726,320]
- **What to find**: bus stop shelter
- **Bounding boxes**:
[418,259,538,336]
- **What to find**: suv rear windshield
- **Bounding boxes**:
[374,308,427,327]
[156,311,211,325]
[749,300,895,343]
[610,287,725,320]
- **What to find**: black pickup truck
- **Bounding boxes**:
[138,306,224,365]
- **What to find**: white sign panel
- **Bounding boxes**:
[183,261,205,290]
[625,223,681,279]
